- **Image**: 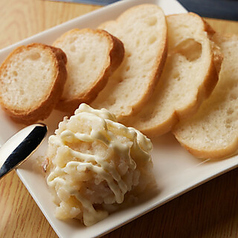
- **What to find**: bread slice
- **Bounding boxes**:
[91,4,167,120]
[122,13,222,137]
[173,33,238,159]
[0,43,67,124]
[53,28,124,113]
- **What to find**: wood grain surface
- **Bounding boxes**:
[0,0,237,237]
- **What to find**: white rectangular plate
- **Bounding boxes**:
[0,0,237,237]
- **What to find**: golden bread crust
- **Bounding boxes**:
[53,28,125,113]
[0,43,67,124]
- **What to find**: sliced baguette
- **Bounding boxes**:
[0,43,67,124]
[91,4,167,120]
[122,13,222,137]
[173,33,238,159]
[53,28,124,113]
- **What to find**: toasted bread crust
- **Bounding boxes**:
[53,28,124,113]
[0,43,67,124]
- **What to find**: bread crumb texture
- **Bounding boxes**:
[173,34,238,159]
[53,28,124,112]
[55,29,110,99]
[0,43,67,124]
[91,4,167,119]
[122,13,221,137]
[1,49,54,108]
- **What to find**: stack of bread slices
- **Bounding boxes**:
[0,4,237,160]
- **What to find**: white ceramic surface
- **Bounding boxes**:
[0,0,237,237]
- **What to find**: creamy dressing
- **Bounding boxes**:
[46,103,152,226]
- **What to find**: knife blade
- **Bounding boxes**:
[0,123,47,179]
